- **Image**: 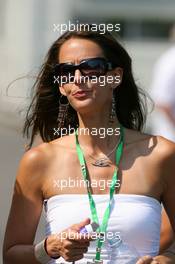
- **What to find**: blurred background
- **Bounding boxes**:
[1,0,175,263]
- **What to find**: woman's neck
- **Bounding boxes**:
[77,112,120,155]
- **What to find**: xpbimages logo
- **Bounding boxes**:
[53,73,121,87]
[53,126,120,138]
[57,230,121,243]
[53,21,121,35]
[53,177,121,191]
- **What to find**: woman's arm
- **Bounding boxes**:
[3,144,93,264]
[160,208,174,253]
[3,148,45,264]
[159,142,175,260]
[136,139,175,264]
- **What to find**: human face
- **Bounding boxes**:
[58,37,122,114]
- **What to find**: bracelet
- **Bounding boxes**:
[34,238,60,264]
[44,237,60,260]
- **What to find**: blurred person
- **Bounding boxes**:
[151,26,175,142]
[3,26,175,264]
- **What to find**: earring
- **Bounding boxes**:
[57,95,69,128]
[109,93,116,123]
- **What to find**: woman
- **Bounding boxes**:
[3,26,175,264]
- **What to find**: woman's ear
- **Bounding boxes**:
[59,86,67,96]
[114,67,123,85]
[110,67,123,90]
[108,67,123,90]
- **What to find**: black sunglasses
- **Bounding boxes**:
[54,57,115,80]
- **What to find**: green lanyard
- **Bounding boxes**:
[75,125,124,262]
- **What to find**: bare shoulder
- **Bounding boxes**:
[125,128,175,152]
[18,134,75,181]
[155,135,175,155]
[125,127,175,169]
[16,142,54,197]
[154,136,175,171]
[22,133,75,165]
[144,132,175,162]
[21,141,53,171]
[16,142,64,199]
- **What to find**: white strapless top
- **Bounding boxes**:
[43,194,161,264]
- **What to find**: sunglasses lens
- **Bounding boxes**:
[59,65,75,78]
[81,58,107,77]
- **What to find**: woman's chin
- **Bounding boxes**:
[71,98,96,114]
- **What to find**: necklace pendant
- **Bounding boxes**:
[92,159,110,167]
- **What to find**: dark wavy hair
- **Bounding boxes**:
[23,27,147,150]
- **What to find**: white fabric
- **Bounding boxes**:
[43,194,161,264]
[151,46,175,141]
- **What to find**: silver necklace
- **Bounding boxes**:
[82,137,121,167]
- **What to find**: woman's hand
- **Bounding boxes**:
[136,253,175,263]
[45,218,94,261]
